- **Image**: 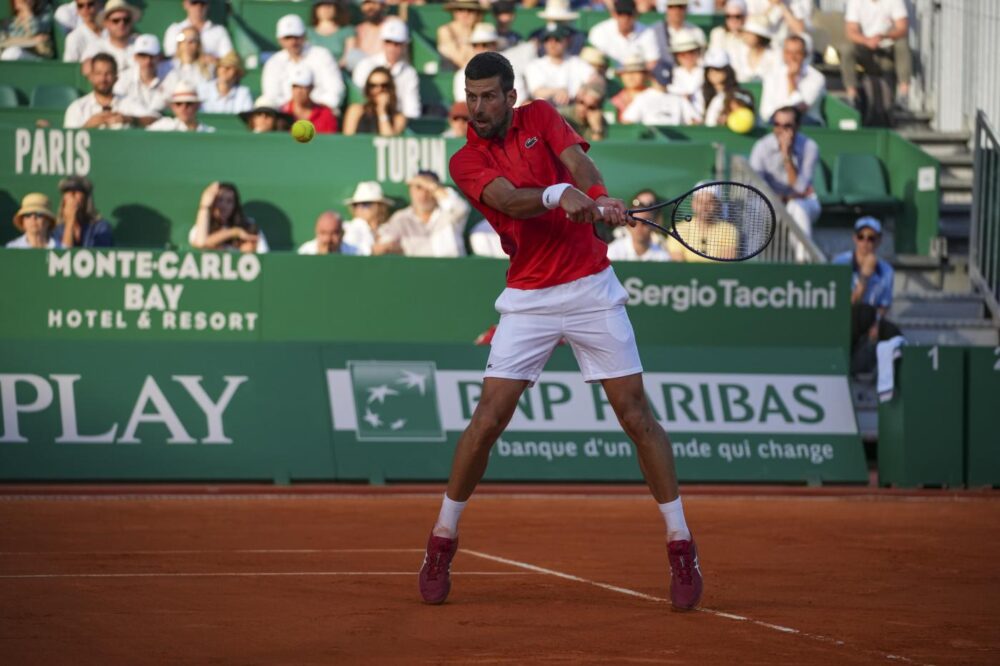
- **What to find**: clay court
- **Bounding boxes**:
[1,485,998,665]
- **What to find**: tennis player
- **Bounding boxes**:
[418,52,703,610]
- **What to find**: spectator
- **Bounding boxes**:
[610,55,649,122]
[452,22,528,106]
[349,0,388,67]
[64,52,156,129]
[667,31,704,101]
[81,0,138,77]
[113,34,170,115]
[680,0,720,13]
[709,0,748,64]
[586,0,658,70]
[375,171,470,257]
[342,181,393,255]
[281,67,338,133]
[161,27,215,96]
[6,193,57,249]
[559,79,607,142]
[437,0,485,71]
[749,105,819,259]
[758,34,824,125]
[579,46,609,81]
[63,0,102,63]
[700,49,746,126]
[732,15,775,83]
[352,19,420,119]
[342,66,406,136]
[745,0,810,47]
[650,0,707,84]
[492,0,522,51]
[840,0,910,109]
[54,176,113,248]
[190,181,268,253]
[308,0,356,67]
[0,0,52,61]
[607,215,671,261]
[621,59,700,126]
[199,50,253,114]
[298,210,358,255]
[442,101,469,139]
[525,24,594,107]
[239,96,293,133]
[55,0,95,35]
[147,82,216,132]
[163,0,232,63]
[530,0,585,57]
[262,14,345,111]
[468,219,506,258]
[666,187,739,261]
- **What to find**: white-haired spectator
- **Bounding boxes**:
[649,0,707,84]
[298,211,358,255]
[745,0,811,48]
[352,19,420,119]
[63,0,103,62]
[342,181,393,255]
[81,0,139,77]
[163,0,233,63]
[840,0,911,109]
[147,82,216,132]
[587,0,659,70]
[161,26,215,96]
[759,33,825,124]
[198,50,253,114]
[732,15,776,83]
[709,0,748,65]
[452,23,527,105]
[65,52,156,128]
[113,34,170,114]
[525,24,594,107]
[262,14,345,110]
[666,31,704,102]
[374,170,470,258]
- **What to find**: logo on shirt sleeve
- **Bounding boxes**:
[525,137,538,149]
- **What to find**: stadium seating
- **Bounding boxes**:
[0,84,21,108]
[832,152,901,214]
[30,84,81,109]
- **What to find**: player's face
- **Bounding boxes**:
[466,76,515,140]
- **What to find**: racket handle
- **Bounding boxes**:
[597,206,605,216]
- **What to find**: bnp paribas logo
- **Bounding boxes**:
[347,361,445,441]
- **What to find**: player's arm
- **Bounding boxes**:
[558,144,626,226]
[480,174,609,224]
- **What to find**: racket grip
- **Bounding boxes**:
[597,206,605,216]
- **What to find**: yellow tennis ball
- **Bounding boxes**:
[291,119,315,143]
[726,107,756,134]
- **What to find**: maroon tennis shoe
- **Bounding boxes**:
[667,538,703,610]
[419,533,459,604]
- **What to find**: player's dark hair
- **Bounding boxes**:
[465,52,514,93]
[91,52,118,74]
[771,105,801,127]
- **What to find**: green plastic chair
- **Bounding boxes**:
[811,159,839,206]
[832,153,900,210]
[0,84,21,108]
[30,84,80,109]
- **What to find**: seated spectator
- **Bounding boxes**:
[579,46,609,81]
[666,188,739,261]
[732,15,776,83]
[758,34,824,125]
[492,1,522,51]
[442,101,469,139]
[468,219,506,259]
[63,0,102,63]
[262,14,345,111]
[679,0,718,13]
[530,0,585,57]
[239,96,293,133]
[559,80,607,142]
[700,49,748,126]
[832,216,903,374]
[64,52,157,129]
[0,0,53,61]
[374,171,470,258]
[709,0,748,64]
[113,34,170,115]
[308,0,356,67]
[621,61,700,126]
[348,0,388,68]
[586,0,658,70]
[667,31,704,101]
[610,56,649,122]
[352,20,420,120]
[343,66,407,136]
[163,0,232,64]
[608,220,671,262]
[81,0,138,77]
[6,193,57,249]
[343,181,393,255]
[452,23,528,106]
[437,0,485,71]
[749,105,819,260]
[281,68,338,133]
[650,0,707,84]
[190,181,268,253]
[162,27,215,96]
[525,25,594,107]
[147,82,216,132]
[54,176,113,248]
[745,0,810,47]
[298,210,358,255]
[54,0,92,35]
[199,51,252,114]
[840,0,910,109]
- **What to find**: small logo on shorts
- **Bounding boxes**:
[525,137,538,149]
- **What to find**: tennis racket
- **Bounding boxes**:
[602,181,776,262]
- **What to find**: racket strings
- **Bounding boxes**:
[672,183,775,261]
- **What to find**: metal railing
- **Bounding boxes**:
[730,155,827,264]
[970,110,1000,324]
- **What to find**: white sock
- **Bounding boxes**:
[433,493,467,537]
[658,497,691,543]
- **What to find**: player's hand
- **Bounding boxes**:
[595,195,628,226]
[560,188,601,224]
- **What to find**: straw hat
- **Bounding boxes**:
[100,0,141,24]
[169,81,201,104]
[344,181,393,206]
[670,31,701,54]
[579,46,607,69]
[616,54,648,74]
[469,22,499,45]
[239,96,294,124]
[13,193,55,231]
[743,16,772,41]
[443,0,484,13]
[538,0,578,22]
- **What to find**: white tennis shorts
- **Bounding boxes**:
[485,266,643,385]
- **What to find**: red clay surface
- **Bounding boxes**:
[1,488,998,665]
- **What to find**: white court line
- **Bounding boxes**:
[0,549,425,556]
[464,549,935,666]
[0,571,532,580]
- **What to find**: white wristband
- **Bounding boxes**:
[542,183,572,210]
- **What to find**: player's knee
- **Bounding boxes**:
[468,409,509,441]
[616,403,656,438]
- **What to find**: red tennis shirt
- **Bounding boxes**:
[449,100,610,290]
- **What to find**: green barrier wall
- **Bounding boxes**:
[965,347,1000,487]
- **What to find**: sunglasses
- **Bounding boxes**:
[367,81,391,89]
[617,10,635,16]
[76,1,96,8]
[856,233,878,242]
[772,122,796,129]
[173,101,197,107]
[725,14,745,19]
[109,16,131,24]
[353,202,377,208]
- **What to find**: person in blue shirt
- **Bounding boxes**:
[53,176,114,248]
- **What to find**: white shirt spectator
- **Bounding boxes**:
[114,70,169,114]
[586,18,659,67]
[709,26,746,65]
[262,45,345,110]
[607,237,671,261]
[54,1,81,33]
[298,238,360,255]
[64,91,151,128]
[703,93,727,126]
[343,218,377,256]
[468,219,506,259]
[649,21,708,65]
[6,234,57,249]
[746,0,812,45]
[188,224,269,252]
[63,23,104,62]
[163,19,233,59]
[352,54,421,119]
[668,65,704,99]
[845,0,908,41]
[622,88,701,126]
[524,55,595,101]
[759,61,826,123]
[82,36,137,78]
[147,116,216,132]
[657,0,714,12]
[162,61,214,96]
[377,187,470,257]
[198,81,253,114]
[732,43,777,82]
